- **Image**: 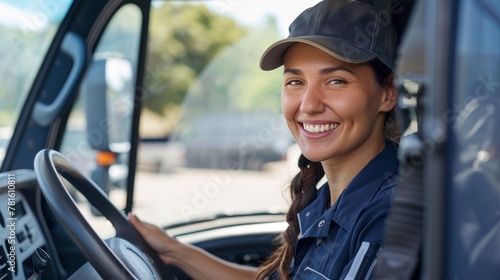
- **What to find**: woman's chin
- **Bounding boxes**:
[301,151,328,163]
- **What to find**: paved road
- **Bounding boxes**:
[133,164,294,225]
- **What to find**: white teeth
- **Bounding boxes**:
[303,122,340,133]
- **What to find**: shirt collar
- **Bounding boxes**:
[297,142,399,237]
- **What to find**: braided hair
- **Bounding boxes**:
[256,155,325,279]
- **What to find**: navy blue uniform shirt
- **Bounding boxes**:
[288,142,399,280]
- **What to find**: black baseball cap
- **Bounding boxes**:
[260,0,397,71]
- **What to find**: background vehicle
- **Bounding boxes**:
[137,136,186,173]
[177,110,294,170]
[0,0,499,279]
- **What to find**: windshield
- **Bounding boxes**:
[0,1,72,166]
[134,0,322,227]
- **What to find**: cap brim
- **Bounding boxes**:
[260,36,377,71]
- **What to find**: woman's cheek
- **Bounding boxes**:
[281,93,295,120]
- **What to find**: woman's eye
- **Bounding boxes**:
[286,79,303,86]
[328,79,346,85]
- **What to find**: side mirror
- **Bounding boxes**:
[81,55,134,153]
[80,55,134,208]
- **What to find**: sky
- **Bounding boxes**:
[1,0,321,37]
[0,0,70,29]
[205,0,321,36]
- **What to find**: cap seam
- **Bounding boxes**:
[312,1,323,34]
[370,9,380,52]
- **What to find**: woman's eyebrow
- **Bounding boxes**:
[283,66,355,76]
[319,66,355,75]
[283,68,302,75]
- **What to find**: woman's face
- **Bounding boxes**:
[281,43,395,163]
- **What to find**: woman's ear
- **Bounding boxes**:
[380,77,398,112]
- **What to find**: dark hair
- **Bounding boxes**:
[256,58,399,280]
[368,58,400,143]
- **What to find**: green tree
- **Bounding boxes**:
[179,17,284,120]
[143,3,247,116]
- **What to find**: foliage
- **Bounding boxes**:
[178,22,284,123]
[143,3,284,122]
[143,3,247,115]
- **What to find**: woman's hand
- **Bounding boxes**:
[128,213,257,280]
[128,213,181,265]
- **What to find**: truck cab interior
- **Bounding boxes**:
[0,0,499,279]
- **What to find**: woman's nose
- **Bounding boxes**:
[299,86,325,114]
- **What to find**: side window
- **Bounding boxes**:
[447,0,500,278]
[60,4,141,232]
[0,0,73,167]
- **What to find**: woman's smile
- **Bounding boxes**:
[302,122,340,134]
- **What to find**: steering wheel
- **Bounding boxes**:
[34,149,175,279]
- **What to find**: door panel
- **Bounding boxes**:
[447,1,500,278]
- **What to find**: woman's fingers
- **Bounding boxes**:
[128,213,176,254]
[128,212,149,235]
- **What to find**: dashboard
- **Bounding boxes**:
[0,170,47,280]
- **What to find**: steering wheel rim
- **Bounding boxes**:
[34,149,172,279]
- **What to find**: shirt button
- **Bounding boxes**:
[318,219,326,227]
